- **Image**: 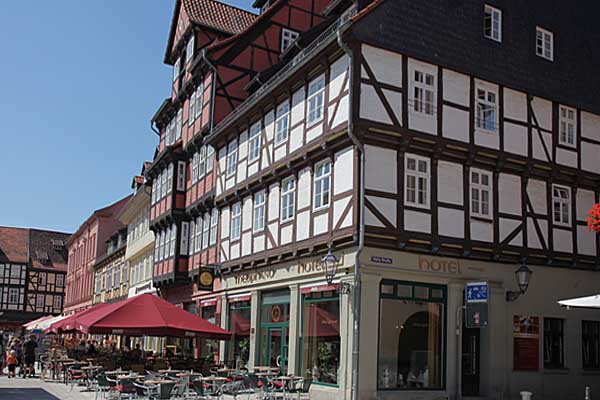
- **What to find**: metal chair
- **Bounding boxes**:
[117,377,137,400]
[287,377,312,400]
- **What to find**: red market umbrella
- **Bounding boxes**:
[47,303,110,334]
[305,306,339,338]
[74,293,231,340]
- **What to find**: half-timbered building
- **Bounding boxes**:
[0,227,70,330]
[143,1,600,399]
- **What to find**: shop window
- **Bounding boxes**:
[226,300,251,367]
[378,280,446,390]
[200,305,219,364]
[544,317,564,369]
[300,290,340,385]
[582,321,600,370]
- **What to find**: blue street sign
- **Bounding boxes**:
[466,282,488,303]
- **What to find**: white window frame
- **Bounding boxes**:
[202,213,210,250]
[36,294,44,308]
[470,168,493,219]
[194,216,203,253]
[56,274,64,287]
[177,161,186,191]
[176,109,183,141]
[206,146,215,173]
[307,75,325,126]
[275,101,290,145]
[552,184,571,227]
[231,203,242,240]
[199,146,207,178]
[314,160,332,210]
[484,5,502,42]
[412,69,436,116]
[161,169,167,198]
[404,154,430,209]
[536,27,554,61]
[248,122,262,162]
[281,177,296,222]
[186,35,195,64]
[53,296,62,309]
[559,105,576,148]
[192,151,199,183]
[173,57,181,82]
[164,227,171,260]
[39,272,46,286]
[475,83,498,133]
[226,140,238,177]
[195,83,204,118]
[253,191,266,232]
[170,224,177,257]
[210,209,218,246]
[8,288,18,304]
[281,28,299,52]
[167,163,174,194]
[189,91,196,124]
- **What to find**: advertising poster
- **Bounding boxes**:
[513,315,540,371]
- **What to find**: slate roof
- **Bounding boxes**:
[0,227,70,271]
[183,0,257,35]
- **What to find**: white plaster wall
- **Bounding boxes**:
[499,218,521,245]
[498,173,522,216]
[438,208,464,238]
[361,44,402,87]
[442,69,469,106]
[581,111,600,140]
[471,219,493,242]
[553,228,572,253]
[437,161,463,205]
[297,167,311,210]
[527,179,547,215]
[577,225,597,256]
[360,84,392,125]
[442,106,469,142]
[531,97,552,131]
[556,147,577,168]
[367,195,396,228]
[581,142,600,174]
[576,189,595,221]
[334,147,353,194]
[404,209,431,233]
[503,122,528,156]
[313,213,328,236]
[365,145,397,193]
[503,88,527,122]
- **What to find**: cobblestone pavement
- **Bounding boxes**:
[0,376,96,400]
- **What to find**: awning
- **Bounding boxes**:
[558,294,600,309]
[74,293,231,340]
[23,315,54,331]
[47,303,110,334]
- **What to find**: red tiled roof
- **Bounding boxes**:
[183,0,257,35]
[0,227,29,264]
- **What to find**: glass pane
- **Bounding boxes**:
[414,286,429,300]
[378,298,444,389]
[381,284,395,295]
[397,284,412,298]
[301,298,340,384]
[227,303,251,367]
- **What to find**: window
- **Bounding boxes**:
[158,231,165,261]
[227,140,238,176]
[106,270,112,292]
[253,192,266,232]
[39,272,46,286]
[195,84,203,117]
[202,213,210,250]
[56,274,64,287]
[8,288,18,304]
[300,290,340,385]
[231,203,242,240]
[189,91,196,124]
[114,264,121,288]
[307,75,325,126]
[206,146,215,173]
[552,185,570,226]
[536,27,554,61]
[583,321,600,370]
[413,70,435,115]
[476,86,498,132]
[544,318,564,369]
[314,161,331,210]
[176,109,183,141]
[484,5,502,42]
[165,227,172,259]
[53,296,62,309]
[154,235,160,261]
[199,146,207,178]
[405,154,430,208]
[226,300,251,365]
[152,179,157,204]
[170,224,177,257]
[378,281,446,389]
[36,294,44,308]
[161,169,167,198]
[186,35,195,64]
[192,151,199,183]
[559,106,576,147]
[167,163,174,194]
[177,161,186,191]
[210,209,218,246]
[173,57,181,81]
[248,123,261,162]
[180,221,190,256]
[10,265,21,279]
[281,28,299,52]
[281,177,295,222]
[194,216,203,253]
[470,169,492,219]
[275,101,290,145]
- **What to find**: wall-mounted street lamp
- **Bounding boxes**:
[506,263,533,302]
[321,243,352,294]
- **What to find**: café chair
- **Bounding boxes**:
[288,377,312,400]
[117,377,137,400]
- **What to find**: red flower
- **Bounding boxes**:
[587,204,600,233]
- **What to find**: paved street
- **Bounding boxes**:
[0,376,96,400]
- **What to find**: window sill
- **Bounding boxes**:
[581,369,600,375]
[471,215,493,224]
[312,381,339,388]
[543,368,569,375]
[475,127,498,135]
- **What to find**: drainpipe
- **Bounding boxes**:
[202,49,218,135]
[337,22,364,400]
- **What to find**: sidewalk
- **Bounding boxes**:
[0,375,96,400]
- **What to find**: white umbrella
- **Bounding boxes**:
[37,314,69,331]
[558,294,600,309]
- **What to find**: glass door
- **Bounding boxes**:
[266,327,289,373]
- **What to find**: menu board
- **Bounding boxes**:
[513,315,540,371]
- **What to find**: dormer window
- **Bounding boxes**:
[36,250,50,264]
[281,28,299,52]
[51,239,64,251]
[483,5,502,42]
[536,27,554,61]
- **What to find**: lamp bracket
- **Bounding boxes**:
[506,291,521,302]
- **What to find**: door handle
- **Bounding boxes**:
[276,355,281,367]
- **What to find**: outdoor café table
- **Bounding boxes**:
[274,376,304,399]
[253,366,279,372]
[216,368,237,376]
[144,379,175,400]
[81,366,102,390]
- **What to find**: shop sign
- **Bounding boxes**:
[197,267,215,292]
[418,256,462,275]
[513,315,540,371]
[465,282,488,328]
[371,256,393,264]
[233,269,276,285]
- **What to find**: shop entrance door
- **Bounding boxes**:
[266,326,288,373]
[461,326,480,396]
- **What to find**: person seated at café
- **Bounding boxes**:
[130,344,142,361]
[87,340,97,355]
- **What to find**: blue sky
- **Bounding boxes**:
[0,0,255,233]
